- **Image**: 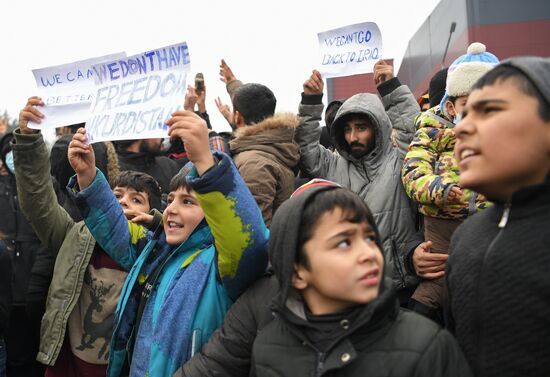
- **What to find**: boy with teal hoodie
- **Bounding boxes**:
[66,111,269,377]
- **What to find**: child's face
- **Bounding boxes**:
[113,186,150,219]
[455,79,550,201]
[293,208,384,315]
[163,187,205,245]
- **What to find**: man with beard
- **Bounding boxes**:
[296,61,427,305]
[115,138,179,194]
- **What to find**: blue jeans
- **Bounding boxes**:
[0,337,6,377]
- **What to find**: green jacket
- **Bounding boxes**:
[402,106,490,219]
[12,130,98,366]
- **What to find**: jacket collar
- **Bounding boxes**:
[272,277,398,353]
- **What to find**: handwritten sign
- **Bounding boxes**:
[317,22,383,78]
[86,42,190,143]
[28,53,126,130]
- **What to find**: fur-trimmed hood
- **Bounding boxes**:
[233,113,300,138]
[230,113,300,168]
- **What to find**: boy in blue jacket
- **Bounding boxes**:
[67,110,269,377]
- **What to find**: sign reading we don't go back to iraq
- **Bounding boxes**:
[317,22,383,78]
[85,42,190,143]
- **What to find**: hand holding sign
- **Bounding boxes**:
[166,111,214,176]
[303,70,324,95]
[68,128,96,190]
[373,59,394,87]
[19,97,44,135]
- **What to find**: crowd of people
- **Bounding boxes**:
[0,42,549,377]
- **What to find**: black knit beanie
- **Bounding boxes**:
[429,68,448,108]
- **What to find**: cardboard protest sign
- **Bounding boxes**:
[317,22,383,78]
[85,42,190,143]
[28,53,126,130]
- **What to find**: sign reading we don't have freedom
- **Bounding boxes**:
[86,42,191,143]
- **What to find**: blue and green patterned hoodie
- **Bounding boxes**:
[69,152,269,377]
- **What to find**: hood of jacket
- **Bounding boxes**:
[230,113,300,168]
[269,180,387,309]
[330,93,393,170]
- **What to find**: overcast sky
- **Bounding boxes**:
[1,0,440,132]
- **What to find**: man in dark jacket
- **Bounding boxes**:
[297,63,425,303]
[115,138,180,194]
[448,56,550,377]
[0,132,44,377]
[0,239,12,377]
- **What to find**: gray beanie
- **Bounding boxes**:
[498,56,550,108]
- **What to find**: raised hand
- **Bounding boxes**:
[373,59,394,87]
[184,85,199,111]
[215,96,234,126]
[19,96,44,134]
[303,70,324,95]
[166,110,214,175]
[68,128,96,189]
[219,59,236,83]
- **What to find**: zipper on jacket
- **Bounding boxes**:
[391,239,406,289]
[472,202,511,372]
[498,203,511,228]
[316,352,327,377]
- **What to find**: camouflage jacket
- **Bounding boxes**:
[402,106,490,219]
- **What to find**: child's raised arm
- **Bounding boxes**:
[68,129,147,270]
[167,111,269,300]
[67,128,97,190]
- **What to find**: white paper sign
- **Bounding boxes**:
[317,22,383,78]
[29,53,126,129]
[86,42,190,143]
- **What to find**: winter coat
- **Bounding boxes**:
[177,274,278,377]
[0,173,46,305]
[11,131,99,365]
[74,152,269,377]
[252,281,472,377]
[0,240,12,337]
[447,171,550,377]
[230,113,301,227]
[296,79,422,290]
[117,150,180,194]
[402,106,490,219]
